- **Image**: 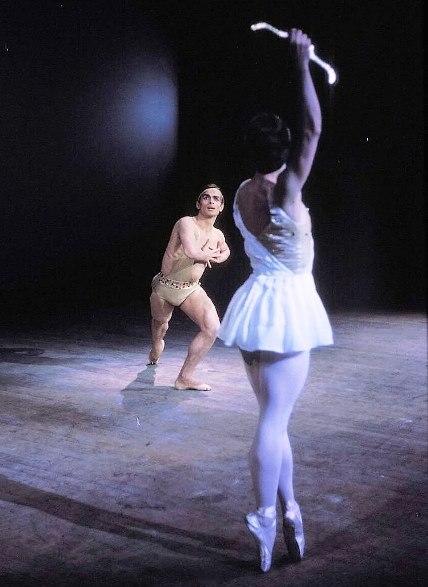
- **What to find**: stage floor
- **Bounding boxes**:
[0,309,426,586]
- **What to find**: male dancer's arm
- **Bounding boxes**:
[208,231,230,264]
[178,217,221,266]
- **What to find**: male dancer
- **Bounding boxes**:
[148,184,230,391]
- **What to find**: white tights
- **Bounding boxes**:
[241,349,310,515]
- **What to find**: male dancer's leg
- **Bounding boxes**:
[175,288,220,391]
[148,291,174,365]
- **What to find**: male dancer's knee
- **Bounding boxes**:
[201,318,220,343]
[152,317,169,338]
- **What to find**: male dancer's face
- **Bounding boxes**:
[196,188,224,217]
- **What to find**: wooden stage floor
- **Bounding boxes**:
[0,309,426,586]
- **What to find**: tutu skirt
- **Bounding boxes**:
[218,271,333,353]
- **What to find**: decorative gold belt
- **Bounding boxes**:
[158,272,199,289]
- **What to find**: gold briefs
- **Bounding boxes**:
[151,272,201,306]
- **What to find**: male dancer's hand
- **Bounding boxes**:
[201,239,220,268]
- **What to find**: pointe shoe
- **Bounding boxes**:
[245,512,276,573]
[283,502,305,562]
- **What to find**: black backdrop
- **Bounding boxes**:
[1,0,424,325]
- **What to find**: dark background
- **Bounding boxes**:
[1,0,424,326]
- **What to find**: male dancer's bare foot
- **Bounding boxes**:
[174,377,211,391]
[147,340,165,365]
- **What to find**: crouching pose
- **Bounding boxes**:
[149,184,230,391]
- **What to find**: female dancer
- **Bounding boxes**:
[218,29,333,572]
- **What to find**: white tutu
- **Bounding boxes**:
[218,188,333,353]
[218,270,333,353]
